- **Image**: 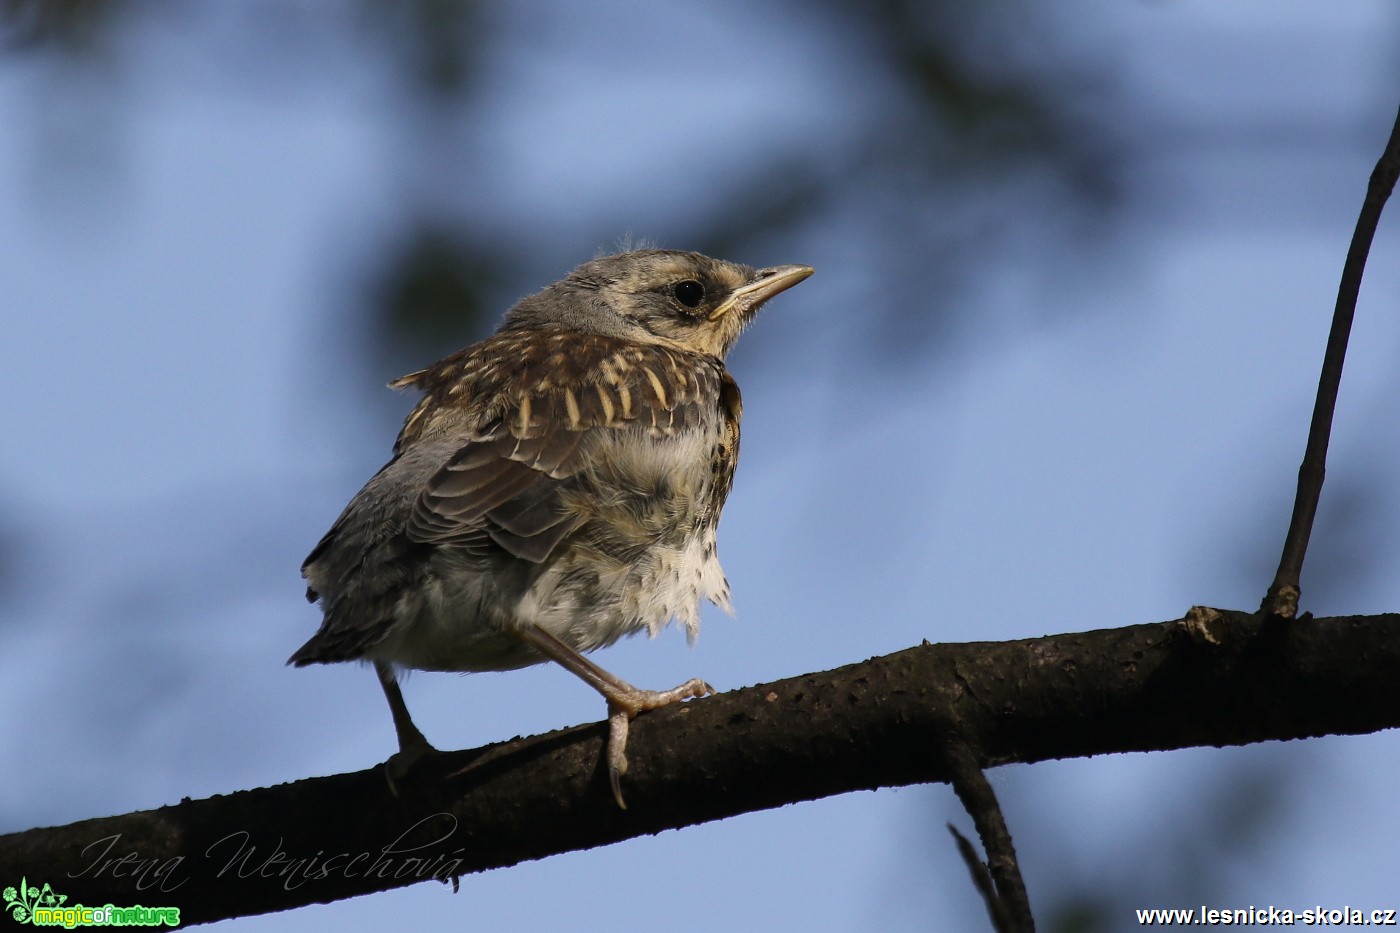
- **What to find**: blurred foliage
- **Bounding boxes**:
[5,2,1335,928]
[0,511,16,602]
[371,224,506,361]
[1,0,1127,365]
[854,0,1117,184]
[1037,750,1303,933]
[356,0,484,99]
[1,0,119,53]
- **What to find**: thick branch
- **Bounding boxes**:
[4,609,1400,925]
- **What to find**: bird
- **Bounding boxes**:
[290,248,813,806]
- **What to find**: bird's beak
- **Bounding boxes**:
[709,264,814,320]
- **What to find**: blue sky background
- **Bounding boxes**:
[2,2,1399,930]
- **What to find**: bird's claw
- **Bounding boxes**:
[606,708,631,809]
[604,678,716,809]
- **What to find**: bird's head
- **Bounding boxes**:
[503,249,813,358]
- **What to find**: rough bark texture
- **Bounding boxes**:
[4,608,1399,925]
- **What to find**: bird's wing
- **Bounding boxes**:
[402,334,729,564]
[406,426,586,561]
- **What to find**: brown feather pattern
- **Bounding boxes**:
[393,327,731,564]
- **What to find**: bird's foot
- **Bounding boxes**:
[384,733,441,797]
[604,678,714,809]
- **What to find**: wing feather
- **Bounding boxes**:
[400,331,724,565]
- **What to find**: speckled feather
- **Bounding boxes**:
[399,329,740,560]
[290,249,805,681]
[293,327,741,671]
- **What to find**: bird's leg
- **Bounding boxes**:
[376,662,438,794]
[519,625,713,809]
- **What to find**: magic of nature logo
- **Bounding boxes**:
[3,877,179,928]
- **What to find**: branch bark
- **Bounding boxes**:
[944,738,1035,931]
[4,608,1400,926]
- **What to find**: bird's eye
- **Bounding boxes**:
[673,280,705,309]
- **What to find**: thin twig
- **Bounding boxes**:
[948,823,1016,933]
[944,738,1035,932]
[1262,103,1400,617]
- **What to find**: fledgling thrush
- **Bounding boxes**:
[290,249,812,806]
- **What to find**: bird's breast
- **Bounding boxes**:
[516,422,735,652]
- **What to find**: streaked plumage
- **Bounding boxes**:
[291,249,812,805]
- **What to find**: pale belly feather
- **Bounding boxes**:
[369,424,733,673]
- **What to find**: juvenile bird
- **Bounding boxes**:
[290,249,812,806]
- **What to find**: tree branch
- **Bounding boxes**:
[4,608,1400,926]
[944,738,1034,931]
[948,823,1017,933]
[1261,103,1400,617]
